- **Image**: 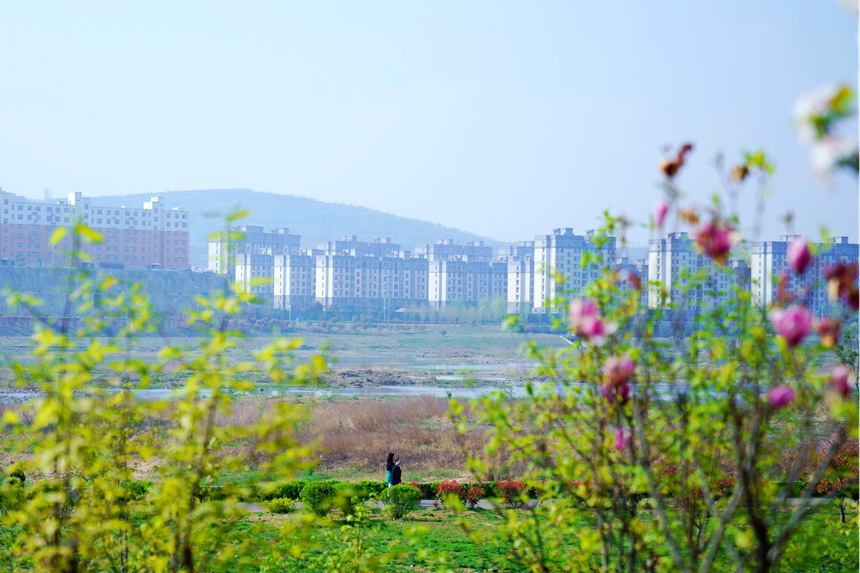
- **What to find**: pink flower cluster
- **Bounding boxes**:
[769,386,795,411]
[568,299,616,346]
[769,305,813,347]
[787,237,812,274]
[693,221,740,266]
[830,365,853,398]
[601,354,635,405]
[613,427,630,451]
[653,201,669,228]
[825,262,859,311]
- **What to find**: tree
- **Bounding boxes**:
[451,148,858,573]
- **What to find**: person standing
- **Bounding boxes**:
[385,452,395,487]
[391,457,402,486]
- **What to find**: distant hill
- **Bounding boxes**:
[99,189,503,268]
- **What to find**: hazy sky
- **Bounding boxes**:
[0,1,856,245]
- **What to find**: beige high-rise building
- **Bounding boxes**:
[0,189,189,269]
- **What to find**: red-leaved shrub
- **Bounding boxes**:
[495,480,527,507]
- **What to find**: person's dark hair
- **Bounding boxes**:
[386,452,395,470]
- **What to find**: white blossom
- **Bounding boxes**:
[792,84,840,145]
[809,136,859,185]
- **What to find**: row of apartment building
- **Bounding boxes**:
[0,189,190,269]
[209,226,858,317]
[1,188,853,317]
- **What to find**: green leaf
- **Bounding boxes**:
[743,150,776,175]
[830,84,855,116]
[227,209,251,223]
[74,223,104,244]
[50,227,68,247]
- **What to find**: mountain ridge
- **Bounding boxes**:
[96,189,504,268]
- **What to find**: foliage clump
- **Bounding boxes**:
[301,481,337,517]
[385,484,421,519]
[266,497,297,514]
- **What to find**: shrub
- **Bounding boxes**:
[358,480,387,497]
[119,480,152,502]
[386,484,421,519]
[461,483,485,508]
[419,482,439,499]
[197,485,226,501]
[495,480,527,507]
[332,482,366,517]
[435,479,461,502]
[434,480,485,508]
[264,480,306,501]
[0,478,26,512]
[266,497,296,514]
[300,482,336,517]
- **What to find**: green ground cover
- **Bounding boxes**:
[5,499,850,572]
[209,501,860,573]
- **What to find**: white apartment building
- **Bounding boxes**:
[415,239,493,262]
[314,237,411,311]
[751,235,858,317]
[648,232,750,309]
[399,253,430,305]
[507,257,534,314]
[208,226,301,276]
[316,236,401,259]
[616,256,649,308]
[428,258,504,309]
[501,242,535,314]
[273,253,316,311]
[315,253,357,310]
[210,226,303,301]
[315,251,428,312]
[532,228,617,312]
[234,253,276,297]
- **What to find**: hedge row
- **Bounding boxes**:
[4,475,857,508]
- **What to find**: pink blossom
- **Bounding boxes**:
[787,237,812,275]
[601,353,635,407]
[568,298,598,329]
[613,427,630,451]
[768,386,796,411]
[568,299,616,346]
[604,355,635,386]
[830,365,852,398]
[600,380,630,405]
[693,222,740,266]
[653,201,669,228]
[769,305,813,347]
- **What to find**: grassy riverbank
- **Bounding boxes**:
[0,323,569,391]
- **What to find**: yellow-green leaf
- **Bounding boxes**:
[50,227,68,246]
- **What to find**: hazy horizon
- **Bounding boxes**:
[1,1,857,245]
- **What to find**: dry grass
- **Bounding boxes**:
[305,396,478,479]
[144,395,483,480]
[0,394,514,482]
